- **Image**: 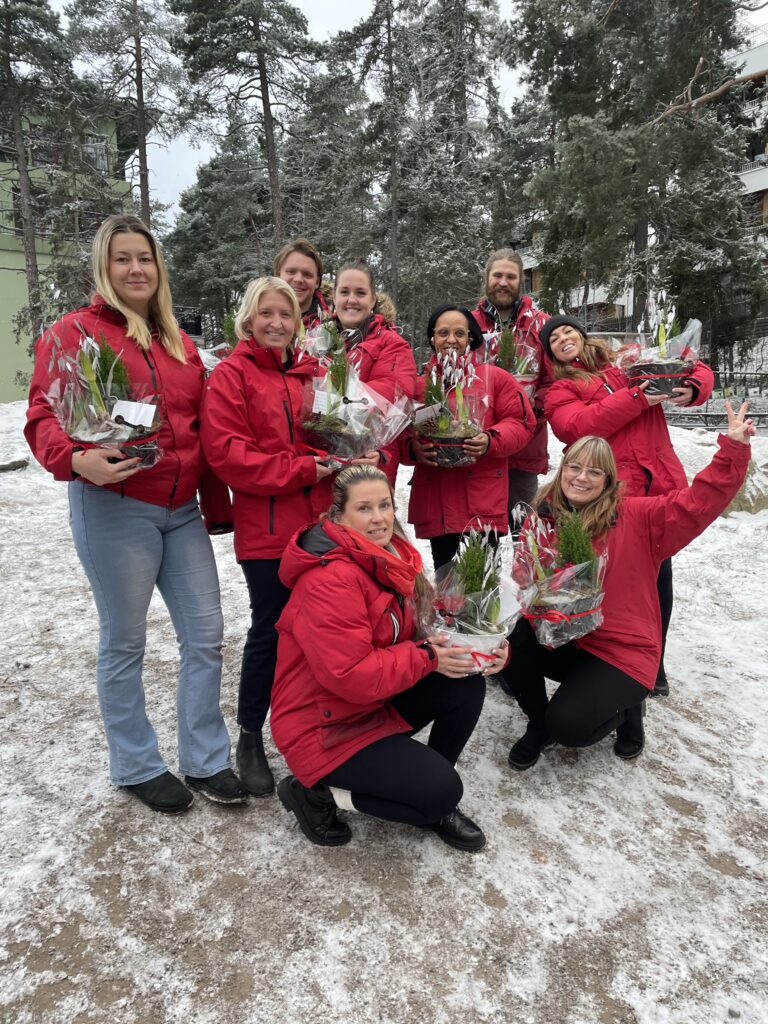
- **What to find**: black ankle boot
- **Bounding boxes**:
[428,808,486,852]
[614,703,646,760]
[508,722,554,770]
[277,776,352,846]
[236,728,275,796]
[651,668,670,697]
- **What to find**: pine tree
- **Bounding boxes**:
[0,0,69,334]
[170,0,320,253]
[65,0,186,228]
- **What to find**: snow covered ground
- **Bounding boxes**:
[1,400,767,1024]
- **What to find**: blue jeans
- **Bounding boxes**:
[69,482,231,785]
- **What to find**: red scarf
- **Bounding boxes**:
[325,522,423,597]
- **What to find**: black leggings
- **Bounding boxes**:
[321,671,486,825]
[656,557,673,679]
[503,619,648,747]
[239,559,291,731]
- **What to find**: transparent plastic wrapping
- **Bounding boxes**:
[619,317,702,396]
[483,325,540,398]
[413,352,489,468]
[44,330,163,468]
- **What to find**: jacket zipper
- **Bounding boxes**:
[142,347,180,506]
[282,398,295,444]
[269,496,275,533]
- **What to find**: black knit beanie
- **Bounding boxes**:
[539,315,587,359]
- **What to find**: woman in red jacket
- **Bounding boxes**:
[271,465,509,850]
[407,305,536,569]
[503,404,754,770]
[541,314,715,697]
[25,214,244,814]
[274,237,330,331]
[333,260,418,484]
[201,276,338,797]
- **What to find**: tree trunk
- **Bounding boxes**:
[253,18,283,252]
[632,217,648,328]
[133,6,151,227]
[4,72,42,332]
[449,0,468,166]
[386,6,399,308]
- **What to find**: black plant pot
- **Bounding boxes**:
[121,440,163,469]
[419,431,477,468]
[624,360,693,396]
[302,422,374,463]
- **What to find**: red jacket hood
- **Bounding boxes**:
[280,520,415,594]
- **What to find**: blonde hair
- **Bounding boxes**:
[92,214,185,362]
[327,465,432,607]
[233,276,301,342]
[535,436,622,538]
[553,332,615,383]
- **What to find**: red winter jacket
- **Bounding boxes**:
[302,290,331,331]
[270,520,434,786]
[24,299,232,527]
[543,361,715,497]
[405,360,536,538]
[336,313,418,485]
[200,340,333,560]
[522,436,749,688]
[471,295,552,473]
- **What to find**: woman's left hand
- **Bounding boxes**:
[480,639,509,676]
[350,450,381,467]
[670,386,694,406]
[725,400,756,445]
[462,432,490,460]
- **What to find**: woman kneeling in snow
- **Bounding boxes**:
[270,465,507,851]
[502,403,755,771]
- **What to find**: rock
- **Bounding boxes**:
[0,457,29,472]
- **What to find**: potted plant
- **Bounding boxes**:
[414,351,485,468]
[485,324,539,398]
[431,529,520,666]
[514,511,606,648]
[45,330,163,467]
[621,307,701,397]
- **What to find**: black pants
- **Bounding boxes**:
[502,619,648,747]
[656,557,673,682]
[321,671,486,825]
[239,559,291,732]
[430,530,500,573]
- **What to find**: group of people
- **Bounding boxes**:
[25,214,755,854]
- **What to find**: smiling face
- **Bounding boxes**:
[560,460,608,507]
[338,480,395,547]
[548,323,584,363]
[486,258,521,312]
[278,251,319,313]
[432,310,471,358]
[108,232,159,317]
[248,288,296,352]
[334,269,376,330]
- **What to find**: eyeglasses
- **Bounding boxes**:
[563,462,606,481]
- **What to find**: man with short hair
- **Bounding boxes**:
[472,248,552,517]
[274,238,330,330]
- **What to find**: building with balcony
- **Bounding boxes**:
[0,113,131,402]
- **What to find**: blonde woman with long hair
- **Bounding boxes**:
[503,411,754,771]
[25,214,244,813]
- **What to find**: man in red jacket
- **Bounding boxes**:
[471,248,552,521]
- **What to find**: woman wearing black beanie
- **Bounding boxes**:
[540,315,715,696]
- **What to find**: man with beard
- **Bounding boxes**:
[471,248,552,517]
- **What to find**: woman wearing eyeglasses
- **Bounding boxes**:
[540,315,714,697]
[502,404,753,770]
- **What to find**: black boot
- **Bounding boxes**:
[236,728,275,796]
[428,808,486,852]
[508,722,554,770]
[651,668,670,697]
[614,703,646,760]
[123,771,193,814]
[277,776,352,846]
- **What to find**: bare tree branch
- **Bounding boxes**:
[652,63,768,123]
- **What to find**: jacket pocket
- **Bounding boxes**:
[317,702,391,750]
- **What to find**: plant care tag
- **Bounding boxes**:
[112,400,157,428]
[312,390,329,414]
[414,403,441,424]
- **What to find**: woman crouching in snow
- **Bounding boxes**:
[270,465,508,851]
[502,402,755,771]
